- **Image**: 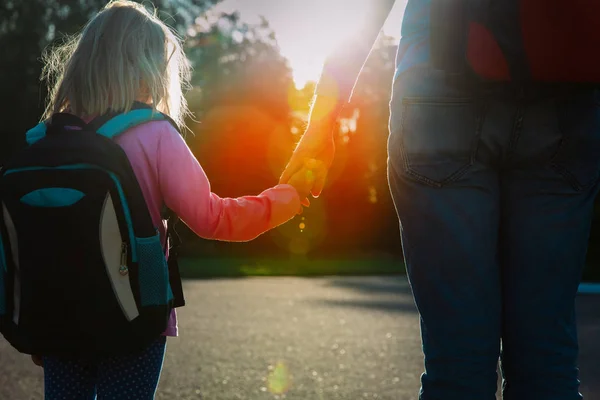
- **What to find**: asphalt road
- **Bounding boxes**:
[1,277,598,399]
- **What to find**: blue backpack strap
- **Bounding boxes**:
[25,103,180,145]
[90,103,185,307]
[92,107,168,139]
[25,114,86,145]
[25,122,48,145]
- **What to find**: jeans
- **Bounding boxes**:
[387,66,600,400]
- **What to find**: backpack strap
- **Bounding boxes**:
[25,123,48,145]
[26,114,91,145]
[89,102,178,139]
[89,103,186,307]
[26,103,179,145]
[163,207,185,308]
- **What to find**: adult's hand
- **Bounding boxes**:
[280,120,335,206]
[281,0,397,206]
[280,93,340,205]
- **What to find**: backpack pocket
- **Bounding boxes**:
[136,234,173,307]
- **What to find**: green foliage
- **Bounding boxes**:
[0,0,220,164]
[185,12,293,122]
[1,1,598,279]
[175,11,300,255]
[177,256,404,279]
[183,11,297,197]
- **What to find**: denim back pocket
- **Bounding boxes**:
[390,96,483,187]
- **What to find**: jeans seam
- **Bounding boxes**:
[471,100,487,165]
[506,106,524,162]
[550,159,586,192]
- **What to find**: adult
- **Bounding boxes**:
[281,1,600,399]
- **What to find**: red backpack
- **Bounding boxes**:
[431,0,600,84]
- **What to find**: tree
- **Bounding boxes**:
[0,0,220,165]
[184,12,296,197]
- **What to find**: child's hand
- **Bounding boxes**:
[286,158,326,205]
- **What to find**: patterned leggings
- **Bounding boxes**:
[43,337,167,400]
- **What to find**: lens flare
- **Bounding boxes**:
[267,361,292,395]
[289,236,311,255]
[270,199,328,255]
[368,186,378,204]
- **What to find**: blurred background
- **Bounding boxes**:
[2,3,600,399]
[0,0,598,281]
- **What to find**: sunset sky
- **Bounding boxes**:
[216,0,408,88]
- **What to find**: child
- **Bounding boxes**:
[35,1,318,398]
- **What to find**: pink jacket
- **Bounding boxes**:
[114,120,301,336]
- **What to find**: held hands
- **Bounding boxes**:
[286,158,328,212]
[280,122,336,207]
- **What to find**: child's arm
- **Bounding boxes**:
[157,125,303,242]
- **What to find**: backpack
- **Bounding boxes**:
[430,0,600,84]
[0,103,185,360]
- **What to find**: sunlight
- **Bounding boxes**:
[217,0,405,88]
[284,2,373,88]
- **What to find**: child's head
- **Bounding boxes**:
[42,0,191,127]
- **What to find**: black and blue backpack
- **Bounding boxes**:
[0,103,185,360]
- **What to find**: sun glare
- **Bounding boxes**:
[275,0,372,88]
[216,0,405,89]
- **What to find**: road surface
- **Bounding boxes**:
[1,277,598,399]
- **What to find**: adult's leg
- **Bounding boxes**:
[388,67,505,400]
[500,88,600,400]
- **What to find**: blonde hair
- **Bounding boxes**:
[42,0,191,128]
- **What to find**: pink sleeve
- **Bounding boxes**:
[156,125,301,242]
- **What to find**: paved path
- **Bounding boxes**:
[1,277,598,399]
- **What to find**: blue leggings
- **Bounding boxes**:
[43,337,167,400]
